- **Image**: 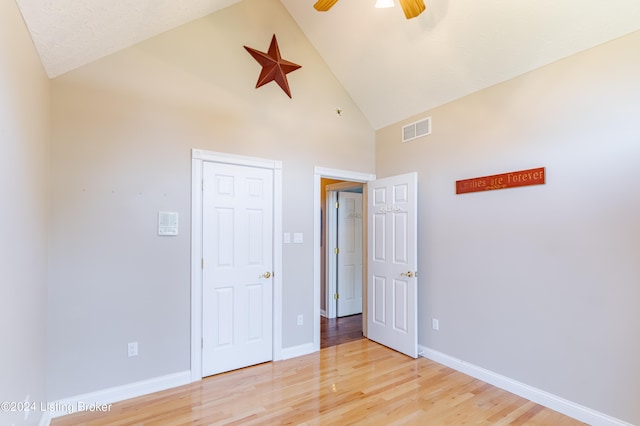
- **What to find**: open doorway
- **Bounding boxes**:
[314,167,375,350]
[324,181,363,318]
[321,179,364,348]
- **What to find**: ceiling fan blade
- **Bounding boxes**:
[398,0,426,19]
[314,0,340,12]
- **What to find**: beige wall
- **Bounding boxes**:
[7,0,636,421]
[376,31,640,424]
[47,0,374,400]
[0,0,50,425]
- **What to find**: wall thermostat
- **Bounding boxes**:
[158,211,179,236]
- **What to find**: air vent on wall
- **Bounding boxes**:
[402,117,431,143]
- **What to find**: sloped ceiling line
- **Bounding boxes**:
[15,0,640,129]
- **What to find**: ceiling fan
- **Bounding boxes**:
[313,0,426,19]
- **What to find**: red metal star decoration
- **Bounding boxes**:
[244,34,302,98]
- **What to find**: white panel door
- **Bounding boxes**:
[337,191,363,317]
[367,172,418,358]
[202,161,273,376]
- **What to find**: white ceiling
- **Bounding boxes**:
[15,0,241,78]
[15,0,640,129]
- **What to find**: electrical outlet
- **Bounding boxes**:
[128,342,138,357]
[297,314,303,326]
[432,318,439,331]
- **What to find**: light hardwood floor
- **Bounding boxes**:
[52,340,584,425]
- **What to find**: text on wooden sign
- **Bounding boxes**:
[456,167,545,194]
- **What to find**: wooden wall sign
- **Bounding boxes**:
[456,167,545,194]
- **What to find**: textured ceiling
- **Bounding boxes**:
[15,0,640,129]
[280,0,640,129]
[15,0,241,78]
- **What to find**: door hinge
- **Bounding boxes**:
[202,179,204,191]
[334,247,339,254]
[335,201,339,209]
[201,258,204,269]
[201,338,203,349]
[334,293,339,300]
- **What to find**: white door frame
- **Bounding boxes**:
[313,167,375,351]
[325,182,364,319]
[191,149,283,381]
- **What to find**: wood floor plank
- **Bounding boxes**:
[52,340,585,425]
[321,314,363,348]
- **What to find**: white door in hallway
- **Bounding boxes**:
[202,161,273,376]
[337,191,363,317]
[367,172,418,358]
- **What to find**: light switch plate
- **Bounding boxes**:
[293,232,303,243]
[283,233,291,244]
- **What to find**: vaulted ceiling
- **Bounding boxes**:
[15,0,640,129]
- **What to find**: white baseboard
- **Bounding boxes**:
[281,342,315,360]
[37,348,633,426]
[38,370,191,426]
[419,346,632,426]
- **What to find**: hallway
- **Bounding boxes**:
[321,313,363,349]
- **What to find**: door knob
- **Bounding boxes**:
[261,272,272,279]
[400,271,413,278]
